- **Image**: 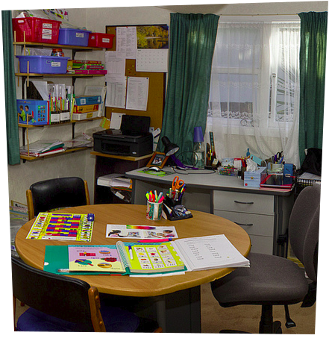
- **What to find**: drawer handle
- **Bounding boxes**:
[234,200,254,205]
[235,222,254,227]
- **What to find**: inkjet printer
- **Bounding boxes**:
[93,115,153,157]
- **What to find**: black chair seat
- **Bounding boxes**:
[211,253,308,307]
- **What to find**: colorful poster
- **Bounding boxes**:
[106,225,177,239]
[26,212,93,241]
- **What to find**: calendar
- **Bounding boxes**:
[136,49,168,72]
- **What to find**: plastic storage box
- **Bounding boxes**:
[58,28,91,46]
[17,99,49,125]
[88,33,115,48]
[17,55,69,74]
[12,17,60,43]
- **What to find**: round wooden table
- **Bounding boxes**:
[15,204,251,332]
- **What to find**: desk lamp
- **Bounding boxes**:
[162,136,198,170]
[162,136,179,156]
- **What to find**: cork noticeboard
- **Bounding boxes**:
[105,26,166,130]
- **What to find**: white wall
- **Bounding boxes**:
[7,2,328,205]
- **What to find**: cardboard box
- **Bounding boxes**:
[17,99,49,125]
[73,104,99,113]
[72,111,98,120]
[74,95,101,106]
[244,167,267,188]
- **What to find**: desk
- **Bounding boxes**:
[90,151,152,204]
[126,168,294,256]
[15,204,250,333]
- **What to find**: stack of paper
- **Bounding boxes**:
[20,140,64,157]
[97,174,132,189]
[172,235,250,271]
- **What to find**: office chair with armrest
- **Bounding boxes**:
[211,184,320,333]
[12,257,162,332]
[26,177,90,220]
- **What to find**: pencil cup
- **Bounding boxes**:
[146,201,163,221]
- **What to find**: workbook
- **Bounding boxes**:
[43,245,123,275]
[68,245,126,273]
[116,241,185,274]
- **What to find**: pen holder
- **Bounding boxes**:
[146,201,163,221]
[163,195,192,221]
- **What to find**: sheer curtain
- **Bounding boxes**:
[207,20,300,167]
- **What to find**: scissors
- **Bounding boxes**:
[172,176,184,191]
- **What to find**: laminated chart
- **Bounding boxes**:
[26,212,93,241]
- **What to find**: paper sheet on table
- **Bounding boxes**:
[126,77,149,111]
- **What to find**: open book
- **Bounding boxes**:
[43,235,249,276]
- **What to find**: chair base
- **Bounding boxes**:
[259,305,282,333]
[219,305,283,334]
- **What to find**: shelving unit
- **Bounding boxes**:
[14,40,105,161]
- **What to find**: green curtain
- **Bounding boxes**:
[2,11,20,165]
[298,12,327,165]
[157,13,219,165]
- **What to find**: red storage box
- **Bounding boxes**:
[88,33,115,48]
[12,17,61,43]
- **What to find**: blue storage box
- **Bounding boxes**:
[244,167,267,188]
[17,99,49,125]
[58,28,91,46]
[17,56,69,74]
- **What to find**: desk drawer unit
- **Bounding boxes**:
[213,191,274,215]
[213,210,274,254]
[213,191,275,255]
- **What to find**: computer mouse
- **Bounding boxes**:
[149,166,162,172]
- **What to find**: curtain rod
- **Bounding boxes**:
[219,13,299,16]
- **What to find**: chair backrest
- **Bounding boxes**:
[27,177,90,220]
[11,257,105,332]
[288,184,320,282]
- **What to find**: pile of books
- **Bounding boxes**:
[67,60,107,75]
[20,139,65,157]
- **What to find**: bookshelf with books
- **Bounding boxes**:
[13,39,105,162]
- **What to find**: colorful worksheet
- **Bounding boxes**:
[26,212,93,241]
[68,245,126,273]
[106,225,178,239]
[116,241,185,274]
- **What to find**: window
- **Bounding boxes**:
[206,20,300,166]
[208,21,300,131]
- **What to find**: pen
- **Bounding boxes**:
[139,238,173,243]
[156,192,163,203]
[128,245,134,260]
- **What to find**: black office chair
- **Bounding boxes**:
[12,257,162,332]
[210,184,320,333]
[26,177,90,220]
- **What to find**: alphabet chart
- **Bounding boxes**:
[26,212,93,242]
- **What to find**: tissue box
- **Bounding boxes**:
[244,167,267,188]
